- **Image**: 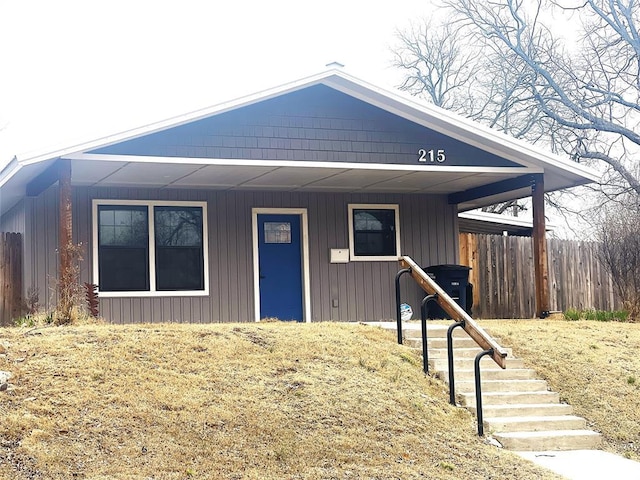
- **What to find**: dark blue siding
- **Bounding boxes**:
[90,85,521,168]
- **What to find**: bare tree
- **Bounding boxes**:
[596,200,640,321]
[394,0,640,220]
[393,20,478,109]
[393,14,577,214]
[396,1,640,314]
[440,0,640,203]
[393,18,557,143]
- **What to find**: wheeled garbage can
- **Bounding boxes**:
[425,264,472,319]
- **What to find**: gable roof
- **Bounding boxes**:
[0,69,599,216]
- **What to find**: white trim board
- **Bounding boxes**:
[251,207,311,323]
[347,203,401,262]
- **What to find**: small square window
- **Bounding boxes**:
[264,222,292,244]
[348,204,400,261]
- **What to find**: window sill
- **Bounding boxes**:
[97,290,209,298]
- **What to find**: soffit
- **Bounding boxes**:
[68,156,537,198]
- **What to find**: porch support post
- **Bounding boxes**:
[532,175,550,318]
[58,159,74,317]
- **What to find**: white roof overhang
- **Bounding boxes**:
[458,210,556,235]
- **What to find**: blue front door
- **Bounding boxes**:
[257,213,303,321]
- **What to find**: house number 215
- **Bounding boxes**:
[418,148,446,163]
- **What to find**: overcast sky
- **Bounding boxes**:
[0,0,435,164]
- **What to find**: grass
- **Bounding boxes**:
[563,308,628,322]
[483,319,640,460]
[0,322,561,480]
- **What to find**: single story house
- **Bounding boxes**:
[0,69,598,323]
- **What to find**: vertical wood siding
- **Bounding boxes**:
[0,232,23,325]
[459,233,622,318]
[0,200,26,234]
[28,186,457,323]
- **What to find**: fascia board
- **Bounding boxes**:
[459,211,539,229]
[0,159,22,189]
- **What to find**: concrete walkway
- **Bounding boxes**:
[516,450,640,479]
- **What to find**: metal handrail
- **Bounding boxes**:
[474,349,494,436]
[396,256,509,437]
[420,294,437,374]
[395,268,412,345]
[447,320,465,405]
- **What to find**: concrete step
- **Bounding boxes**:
[427,337,479,349]
[493,430,602,451]
[395,323,601,453]
[429,357,525,371]
[429,347,513,358]
[456,379,549,394]
[404,337,478,349]
[459,391,560,406]
[468,403,574,418]
[403,325,468,339]
[484,415,587,433]
[435,368,538,382]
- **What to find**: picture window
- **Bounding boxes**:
[93,200,208,296]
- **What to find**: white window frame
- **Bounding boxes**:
[348,203,401,262]
[92,199,209,297]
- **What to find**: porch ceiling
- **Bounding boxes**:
[68,155,544,210]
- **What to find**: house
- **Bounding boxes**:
[458,210,556,236]
[0,69,598,323]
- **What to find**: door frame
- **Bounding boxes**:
[252,207,311,323]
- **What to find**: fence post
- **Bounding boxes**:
[0,232,23,326]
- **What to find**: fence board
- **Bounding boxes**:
[459,233,621,319]
[0,232,23,326]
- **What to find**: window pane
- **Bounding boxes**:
[99,209,114,226]
[99,247,149,291]
[353,208,397,257]
[154,206,204,291]
[155,207,203,246]
[98,205,149,291]
[156,247,204,291]
[98,205,148,246]
[264,222,291,244]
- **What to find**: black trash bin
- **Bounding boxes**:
[425,264,472,319]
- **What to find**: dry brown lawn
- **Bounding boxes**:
[483,319,640,460]
[0,322,560,480]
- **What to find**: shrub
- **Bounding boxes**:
[564,309,581,321]
[563,308,629,322]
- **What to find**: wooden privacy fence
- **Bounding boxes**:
[0,232,23,326]
[459,233,622,319]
